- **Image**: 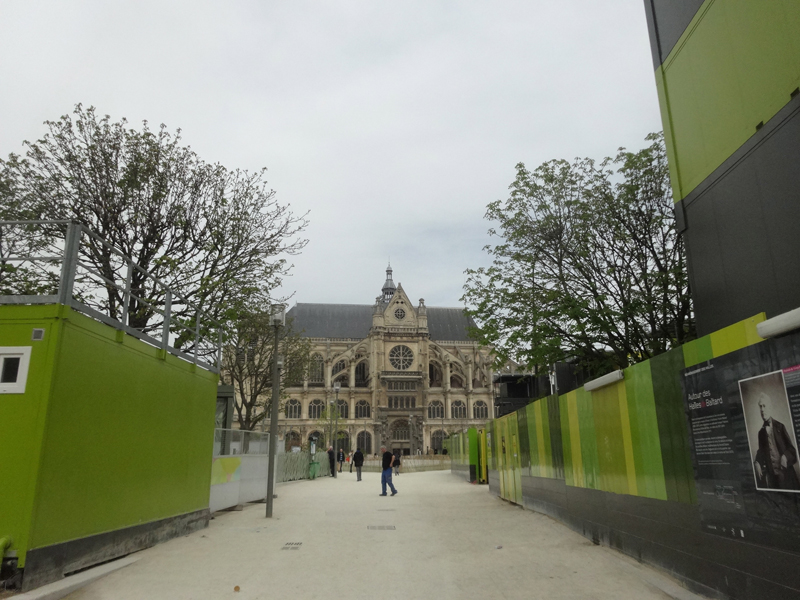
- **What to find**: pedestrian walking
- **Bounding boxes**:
[327,446,335,477]
[393,452,401,476]
[353,447,364,481]
[337,447,345,472]
[379,445,398,496]
[349,450,354,473]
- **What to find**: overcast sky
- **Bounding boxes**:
[0,1,661,308]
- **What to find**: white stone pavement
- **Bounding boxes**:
[65,470,705,600]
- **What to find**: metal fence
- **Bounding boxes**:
[0,220,221,373]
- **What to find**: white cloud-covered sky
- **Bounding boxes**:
[0,0,661,308]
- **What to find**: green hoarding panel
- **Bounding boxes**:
[658,0,800,201]
[651,348,696,504]
[625,361,668,500]
[576,388,599,490]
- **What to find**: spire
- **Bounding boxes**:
[381,263,396,302]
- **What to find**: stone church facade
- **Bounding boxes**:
[278,266,494,455]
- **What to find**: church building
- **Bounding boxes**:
[280,265,494,455]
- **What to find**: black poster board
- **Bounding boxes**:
[681,334,800,553]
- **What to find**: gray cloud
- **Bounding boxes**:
[0,0,662,308]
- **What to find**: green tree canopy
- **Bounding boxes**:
[462,133,694,377]
[1,104,308,334]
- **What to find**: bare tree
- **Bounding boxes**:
[1,105,308,339]
[221,314,311,431]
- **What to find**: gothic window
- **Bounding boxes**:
[285,399,301,419]
[389,345,413,370]
[357,430,372,454]
[389,396,416,409]
[431,429,446,452]
[285,431,301,452]
[333,360,346,375]
[451,400,467,419]
[334,373,348,387]
[336,398,349,419]
[309,354,324,386]
[428,400,444,419]
[355,361,369,387]
[473,400,488,420]
[392,420,410,441]
[394,307,406,320]
[308,399,324,420]
[388,381,416,391]
[450,375,463,388]
[355,400,371,419]
[429,363,442,387]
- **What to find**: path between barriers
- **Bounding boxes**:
[66,470,704,600]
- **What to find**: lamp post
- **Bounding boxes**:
[333,381,340,477]
[408,413,414,456]
[266,305,285,518]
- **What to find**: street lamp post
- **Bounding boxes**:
[409,413,414,456]
[333,381,340,477]
[266,305,285,518]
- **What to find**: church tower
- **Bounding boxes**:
[381,263,396,303]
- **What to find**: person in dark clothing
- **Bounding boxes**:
[337,448,345,472]
[353,448,364,481]
[327,446,335,477]
[379,445,398,496]
[753,393,799,490]
[393,452,401,476]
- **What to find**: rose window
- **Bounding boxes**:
[389,345,413,370]
[394,307,406,320]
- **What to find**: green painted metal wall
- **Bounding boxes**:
[0,305,63,568]
[490,313,765,505]
[655,0,800,201]
[0,305,217,567]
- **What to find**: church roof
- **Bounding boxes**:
[286,303,476,342]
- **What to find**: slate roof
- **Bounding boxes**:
[286,303,476,342]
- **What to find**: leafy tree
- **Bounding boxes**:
[1,105,307,340]
[221,314,312,431]
[462,133,694,377]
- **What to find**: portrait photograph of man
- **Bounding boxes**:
[739,371,800,493]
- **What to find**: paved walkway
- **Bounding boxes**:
[67,470,704,600]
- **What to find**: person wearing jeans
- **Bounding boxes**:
[379,445,398,496]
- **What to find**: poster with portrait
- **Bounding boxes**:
[681,336,800,554]
[739,369,800,493]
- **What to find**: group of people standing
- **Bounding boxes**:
[325,445,402,496]
[327,446,366,480]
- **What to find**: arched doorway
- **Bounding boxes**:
[431,429,446,454]
[308,430,324,452]
[285,431,301,452]
[357,430,372,455]
[391,419,410,455]
[334,430,350,453]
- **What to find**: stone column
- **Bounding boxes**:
[325,359,332,390]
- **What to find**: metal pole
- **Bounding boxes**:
[57,222,81,307]
[162,290,172,352]
[266,320,282,518]
[333,386,339,478]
